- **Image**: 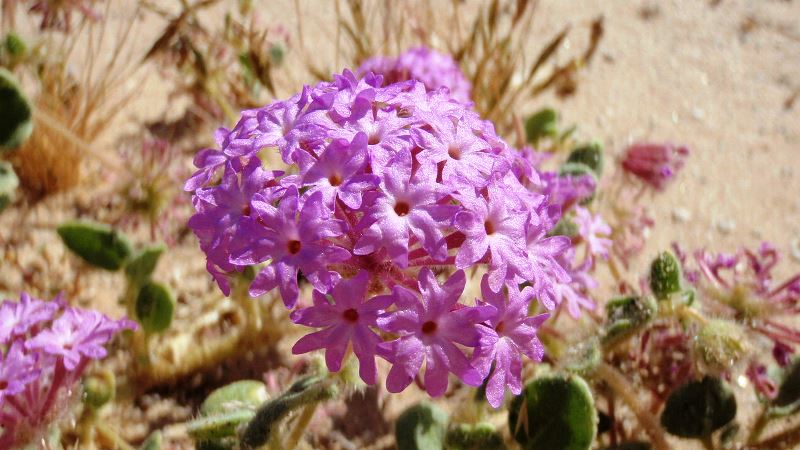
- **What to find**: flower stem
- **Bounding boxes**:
[284,402,319,450]
[95,422,136,450]
[594,362,670,450]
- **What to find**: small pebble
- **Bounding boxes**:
[691,107,706,120]
[716,218,736,234]
[671,207,692,223]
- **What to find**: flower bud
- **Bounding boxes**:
[82,370,116,410]
[567,141,604,176]
[525,107,558,144]
[649,251,682,300]
[694,319,747,373]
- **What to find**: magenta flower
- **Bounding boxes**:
[377,269,493,397]
[301,132,380,209]
[472,276,548,408]
[358,46,472,104]
[575,206,612,259]
[621,142,689,191]
[233,187,350,307]
[355,150,456,266]
[413,118,499,186]
[0,293,134,449]
[291,271,393,384]
[454,183,531,292]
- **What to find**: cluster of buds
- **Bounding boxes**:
[186,69,602,406]
[0,293,135,448]
[357,46,473,104]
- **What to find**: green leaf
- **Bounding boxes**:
[525,108,558,144]
[0,68,33,150]
[57,222,133,271]
[135,281,175,334]
[694,319,747,373]
[508,374,596,450]
[603,295,657,346]
[82,370,116,409]
[562,337,601,376]
[649,251,682,300]
[4,32,27,58]
[660,376,736,438]
[445,423,506,450]
[567,141,604,176]
[186,410,255,441]
[201,380,269,416]
[395,402,449,450]
[125,245,165,285]
[548,217,579,238]
[774,358,800,407]
[139,431,163,450]
[0,161,19,213]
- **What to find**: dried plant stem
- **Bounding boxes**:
[31,108,123,172]
[595,362,669,450]
[284,403,319,450]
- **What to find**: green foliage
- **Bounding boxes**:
[240,376,338,449]
[82,370,116,410]
[4,33,26,58]
[694,319,747,373]
[187,410,256,441]
[0,68,33,150]
[57,222,133,271]
[660,376,736,439]
[201,380,269,416]
[139,431,163,450]
[603,295,657,346]
[0,161,18,213]
[508,374,597,450]
[395,402,449,450]
[774,358,800,407]
[567,141,604,176]
[125,245,165,286]
[548,217,579,238]
[445,423,506,450]
[135,281,175,334]
[558,162,596,180]
[562,337,601,376]
[649,251,682,300]
[525,108,558,144]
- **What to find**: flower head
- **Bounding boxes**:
[621,142,689,191]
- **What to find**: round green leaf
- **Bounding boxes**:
[508,374,597,450]
[4,32,27,58]
[445,423,506,450]
[567,141,604,176]
[774,358,800,407]
[649,251,682,300]
[660,376,736,438]
[135,281,175,334]
[525,108,558,144]
[125,245,165,285]
[0,68,33,150]
[57,221,133,271]
[201,380,269,416]
[396,402,449,450]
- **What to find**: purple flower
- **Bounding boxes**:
[291,271,393,384]
[355,150,455,266]
[233,187,350,307]
[621,142,689,191]
[472,276,548,408]
[26,307,135,370]
[0,293,60,343]
[301,132,380,209]
[413,117,498,186]
[377,269,492,397]
[574,206,612,259]
[0,342,39,403]
[523,219,572,310]
[358,46,472,104]
[454,183,531,292]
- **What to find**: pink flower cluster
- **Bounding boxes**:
[676,242,800,398]
[0,293,135,448]
[186,69,596,407]
[357,46,472,104]
[621,142,689,191]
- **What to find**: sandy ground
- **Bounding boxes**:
[2,0,799,448]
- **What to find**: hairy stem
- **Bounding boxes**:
[595,362,669,450]
[284,402,319,450]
